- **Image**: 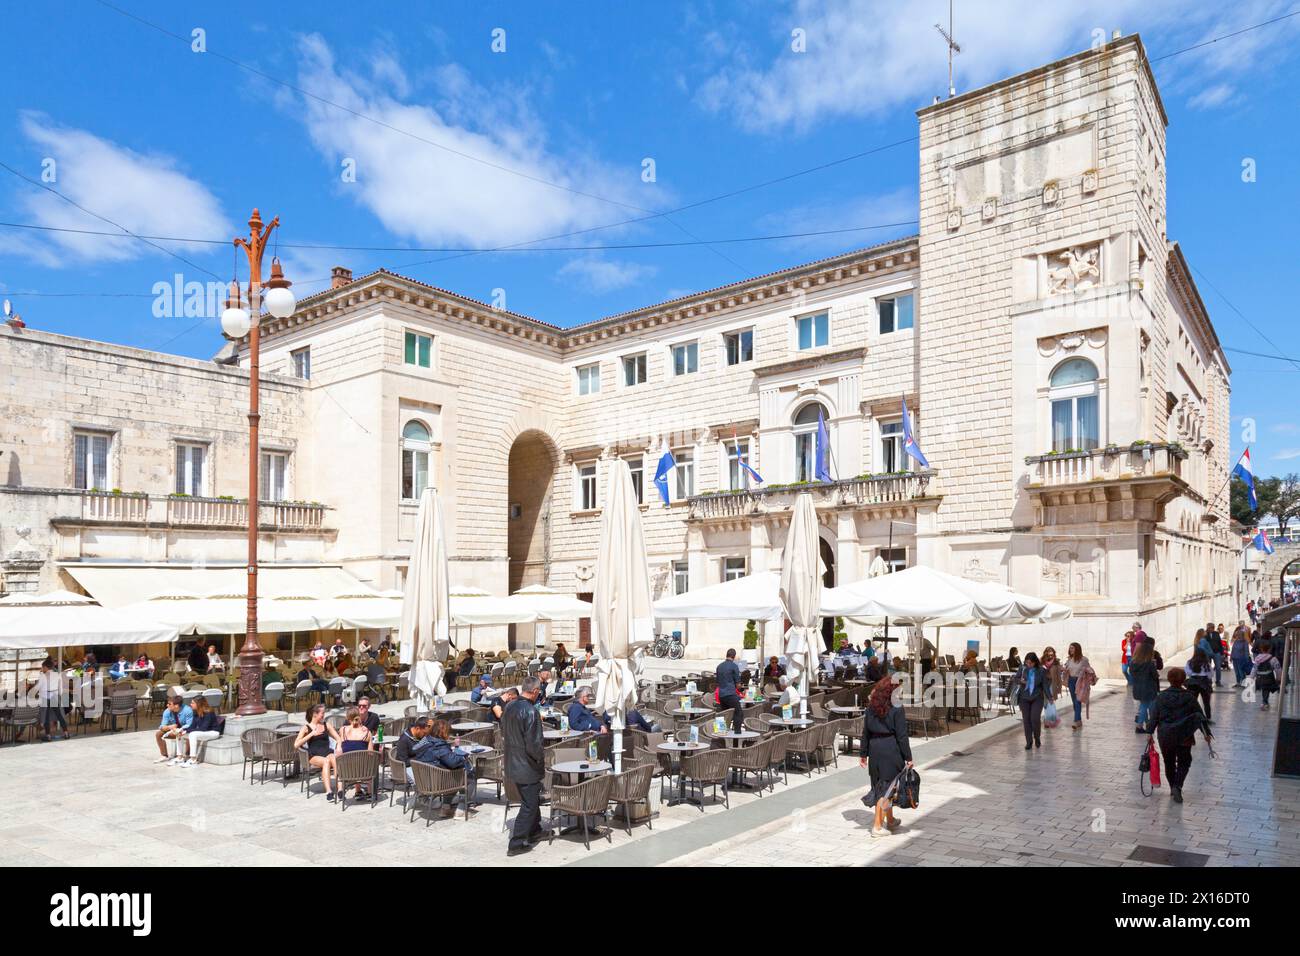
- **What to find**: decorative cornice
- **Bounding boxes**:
[752,346,867,379]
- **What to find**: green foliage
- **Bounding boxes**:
[742,619,759,651]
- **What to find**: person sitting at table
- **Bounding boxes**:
[80,651,98,672]
[838,639,856,658]
[960,649,979,674]
[1006,647,1022,671]
[294,704,343,801]
[187,642,209,676]
[457,648,477,677]
[357,696,381,735]
[178,696,222,766]
[109,655,130,681]
[865,656,886,682]
[310,642,328,669]
[777,675,802,710]
[358,638,374,660]
[295,664,330,695]
[330,638,348,660]
[566,686,608,734]
[332,705,376,800]
[552,643,570,674]
[864,640,877,660]
[154,696,193,764]
[413,718,475,814]
[393,717,433,783]
[470,674,494,704]
[334,648,355,675]
[535,667,555,703]
[206,645,225,672]
[762,656,785,686]
[488,687,518,722]
[133,653,154,677]
[260,662,281,690]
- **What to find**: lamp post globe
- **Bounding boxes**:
[221,306,251,339]
[263,285,296,319]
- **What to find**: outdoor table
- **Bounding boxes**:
[669,706,712,720]
[551,759,610,784]
[273,723,301,736]
[543,728,583,741]
[714,729,760,746]
[547,692,574,702]
[433,703,473,716]
[451,721,493,733]
[770,717,815,730]
[656,740,708,805]
[828,705,866,717]
[843,679,868,686]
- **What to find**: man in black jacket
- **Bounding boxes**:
[716,648,744,733]
[392,718,432,784]
[504,676,547,855]
[1145,668,1207,804]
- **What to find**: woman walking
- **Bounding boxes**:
[1041,646,1063,703]
[1062,643,1095,731]
[1128,642,1160,734]
[1230,625,1252,688]
[1145,667,1206,804]
[1184,648,1214,724]
[859,677,912,838]
[1013,652,1050,750]
[1120,630,1134,683]
[1253,639,1281,710]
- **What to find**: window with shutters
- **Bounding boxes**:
[401,421,431,500]
[73,431,111,491]
[260,451,288,502]
[175,443,207,496]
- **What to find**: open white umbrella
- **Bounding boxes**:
[399,487,451,709]
[593,459,655,772]
[650,570,785,621]
[779,493,821,718]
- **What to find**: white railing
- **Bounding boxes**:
[81,492,149,523]
[688,470,935,521]
[1027,443,1186,488]
[168,496,246,527]
[74,492,327,532]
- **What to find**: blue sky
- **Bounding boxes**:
[2,1,1298,473]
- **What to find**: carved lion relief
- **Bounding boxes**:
[1048,242,1102,295]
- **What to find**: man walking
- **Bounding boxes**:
[504,676,547,856]
[716,648,744,733]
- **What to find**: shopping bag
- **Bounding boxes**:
[1147,739,1161,788]
[1042,699,1060,728]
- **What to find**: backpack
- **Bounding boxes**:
[1255,656,1278,690]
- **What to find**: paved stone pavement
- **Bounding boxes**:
[0,671,1293,868]
[657,676,1300,867]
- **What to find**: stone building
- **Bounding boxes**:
[0,36,1235,673]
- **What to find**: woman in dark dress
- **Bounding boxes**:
[859,678,912,838]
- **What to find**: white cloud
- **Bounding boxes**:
[1274,448,1300,461]
[557,257,656,294]
[695,0,1300,132]
[292,35,644,249]
[11,112,230,266]
[1188,83,1236,110]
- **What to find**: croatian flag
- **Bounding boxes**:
[1253,527,1275,555]
[815,407,834,482]
[732,433,763,485]
[902,396,930,469]
[1232,448,1257,511]
[652,445,676,506]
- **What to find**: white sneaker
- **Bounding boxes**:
[181,759,196,767]
[167,757,182,766]
[154,756,170,764]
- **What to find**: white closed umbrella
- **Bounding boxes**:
[593,459,655,772]
[399,488,451,709]
[779,493,821,718]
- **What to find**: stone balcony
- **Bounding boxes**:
[61,491,329,533]
[1023,442,1190,523]
[687,470,937,523]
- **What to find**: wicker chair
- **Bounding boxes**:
[461,727,494,747]
[634,746,675,803]
[334,750,382,810]
[473,750,506,800]
[726,737,773,793]
[103,695,139,733]
[260,734,299,786]
[547,774,613,850]
[765,731,790,788]
[388,753,413,807]
[680,748,730,810]
[240,728,277,783]
[2,706,40,744]
[783,726,821,776]
[404,704,419,719]
[409,761,471,823]
[814,720,839,769]
[837,716,863,755]
[607,760,656,834]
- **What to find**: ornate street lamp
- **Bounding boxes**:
[223,208,295,715]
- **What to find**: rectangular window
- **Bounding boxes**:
[673,450,694,500]
[401,448,429,500]
[723,557,747,582]
[672,341,698,376]
[724,329,754,366]
[577,463,598,511]
[260,452,287,502]
[1051,395,1100,452]
[174,443,206,496]
[576,363,601,395]
[879,420,908,474]
[290,346,311,380]
[796,311,829,350]
[795,432,815,483]
[726,439,752,491]
[878,293,914,334]
[622,353,647,387]
[672,560,690,595]
[626,457,644,505]
[879,548,907,573]
[73,431,110,491]
[404,330,432,368]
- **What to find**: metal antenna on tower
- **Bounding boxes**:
[935,0,961,98]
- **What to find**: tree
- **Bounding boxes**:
[1231,474,1281,527]
[1275,473,1300,538]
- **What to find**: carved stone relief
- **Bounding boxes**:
[1047,242,1102,295]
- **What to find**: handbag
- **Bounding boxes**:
[1042,699,1060,728]
[891,765,922,809]
[1139,738,1161,796]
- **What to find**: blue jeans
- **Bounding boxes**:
[1135,698,1152,727]
[1122,663,1130,683]
[1212,654,1223,686]
[1067,676,1082,722]
[1232,658,1250,684]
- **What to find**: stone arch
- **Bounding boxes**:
[507,428,560,594]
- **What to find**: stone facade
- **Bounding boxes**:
[0,36,1235,673]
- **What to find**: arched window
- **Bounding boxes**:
[401,420,432,499]
[1049,358,1099,452]
[793,402,829,482]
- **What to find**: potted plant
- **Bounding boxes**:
[742,619,760,666]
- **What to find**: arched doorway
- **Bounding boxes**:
[507,431,558,647]
[819,535,836,651]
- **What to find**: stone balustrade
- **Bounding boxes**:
[687,470,936,521]
[1025,443,1187,488]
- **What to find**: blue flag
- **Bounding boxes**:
[731,432,763,486]
[1253,527,1275,555]
[902,395,930,469]
[653,447,676,505]
[1232,448,1257,511]
[815,407,833,482]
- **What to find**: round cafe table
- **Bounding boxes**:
[714,729,760,746]
[828,705,866,718]
[543,728,583,742]
[551,759,610,783]
[669,706,712,721]
[769,717,815,730]
[451,721,493,733]
[655,740,708,805]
